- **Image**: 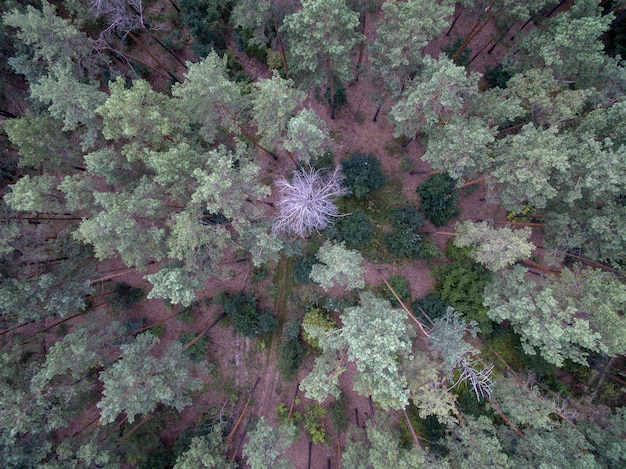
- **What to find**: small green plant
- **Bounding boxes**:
[179,332,210,363]
[340,153,387,199]
[149,324,165,338]
[384,228,424,259]
[400,156,414,172]
[277,336,307,380]
[442,36,472,67]
[293,253,316,284]
[325,79,347,109]
[327,209,374,248]
[417,173,460,227]
[110,282,145,310]
[379,275,411,307]
[177,307,195,324]
[411,295,452,323]
[303,405,327,444]
[302,308,337,349]
[222,293,266,337]
[252,266,268,282]
[328,394,348,433]
[389,205,424,230]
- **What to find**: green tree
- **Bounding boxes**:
[242,417,296,469]
[390,54,480,139]
[484,265,626,366]
[310,240,365,290]
[369,0,455,98]
[97,332,202,424]
[454,221,535,271]
[173,425,235,469]
[281,0,362,118]
[251,72,306,150]
[342,292,415,410]
[283,109,330,163]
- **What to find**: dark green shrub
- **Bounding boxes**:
[389,205,424,230]
[180,0,230,58]
[179,332,210,362]
[325,79,347,109]
[411,295,452,323]
[484,63,512,89]
[379,275,411,307]
[258,309,278,334]
[149,324,165,337]
[222,292,264,337]
[417,173,460,227]
[328,393,349,433]
[432,243,492,332]
[293,253,316,284]
[328,210,373,248]
[311,149,336,172]
[277,337,306,380]
[110,282,145,309]
[233,27,268,62]
[340,153,387,199]
[442,36,472,67]
[385,228,423,258]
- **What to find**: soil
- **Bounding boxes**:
[56,3,538,469]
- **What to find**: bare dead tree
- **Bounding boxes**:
[273,167,349,238]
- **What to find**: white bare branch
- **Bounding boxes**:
[273,167,349,238]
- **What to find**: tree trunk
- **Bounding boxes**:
[355,11,367,81]
[372,103,381,122]
[227,376,261,443]
[446,6,464,36]
[271,8,290,79]
[127,31,181,83]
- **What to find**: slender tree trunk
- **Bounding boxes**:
[168,0,180,14]
[372,103,381,122]
[127,31,181,83]
[590,356,617,402]
[447,6,464,36]
[227,376,261,443]
[286,382,300,424]
[146,31,188,70]
[402,408,422,450]
[488,23,515,54]
[354,407,360,427]
[271,8,289,79]
[0,109,18,118]
[468,37,494,64]
[182,312,227,351]
[308,441,312,469]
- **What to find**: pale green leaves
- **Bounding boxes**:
[97,333,202,424]
[173,425,235,469]
[390,54,480,138]
[454,221,534,271]
[284,109,330,163]
[242,417,296,469]
[310,240,365,290]
[145,268,202,307]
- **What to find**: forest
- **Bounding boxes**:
[2,0,626,467]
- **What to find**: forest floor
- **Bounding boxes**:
[55,3,545,468]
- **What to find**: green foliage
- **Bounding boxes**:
[283,109,330,163]
[303,404,328,444]
[417,173,460,227]
[411,295,453,323]
[179,0,229,58]
[97,333,202,424]
[179,332,210,363]
[325,79,348,108]
[149,324,166,338]
[302,308,337,348]
[442,36,472,67]
[384,227,424,259]
[445,416,512,468]
[433,243,492,332]
[342,292,415,409]
[110,282,145,310]
[454,220,535,271]
[340,153,387,199]
[389,205,425,230]
[484,63,513,89]
[277,336,307,381]
[328,393,349,433]
[379,275,411,307]
[173,424,235,468]
[293,253,316,284]
[327,209,374,248]
[222,292,272,338]
[242,417,297,469]
[258,309,278,334]
[310,240,365,290]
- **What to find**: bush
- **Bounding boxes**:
[417,173,460,227]
[411,295,452,323]
[385,228,424,258]
[293,254,316,284]
[303,405,327,444]
[327,210,373,248]
[325,79,347,109]
[110,282,145,310]
[179,332,210,362]
[277,337,307,380]
[340,153,387,199]
[379,275,411,307]
[302,308,337,349]
[484,63,513,89]
[442,36,472,67]
[389,205,424,230]
[258,309,278,334]
[432,243,492,332]
[328,394,348,433]
[222,292,266,337]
